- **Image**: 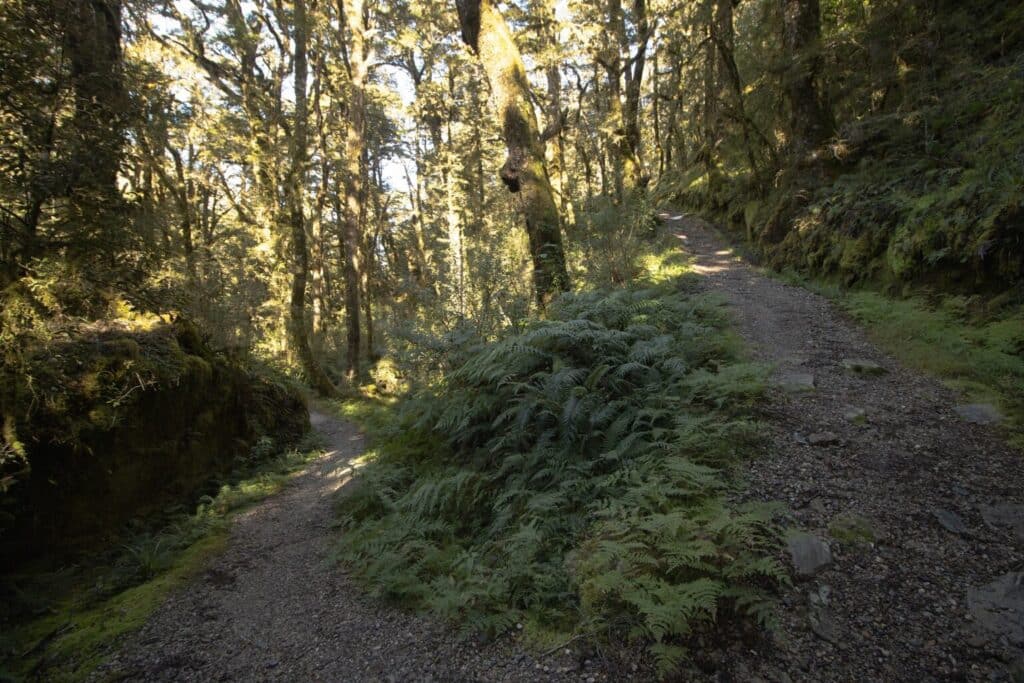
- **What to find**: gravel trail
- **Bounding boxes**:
[96,410,601,682]
[666,213,1024,682]
[98,214,1024,682]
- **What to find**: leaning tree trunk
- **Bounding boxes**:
[288,0,337,397]
[455,0,570,309]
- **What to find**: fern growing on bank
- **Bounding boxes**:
[334,277,785,677]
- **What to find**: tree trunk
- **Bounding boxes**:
[444,113,465,318]
[602,0,646,196]
[621,0,649,189]
[541,0,575,228]
[455,0,570,308]
[340,0,367,379]
[780,0,831,161]
[402,154,431,289]
[652,47,664,177]
[712,0,764,178]
[702,0,718,185]
[63,0,127,254]
[288,0,337,397]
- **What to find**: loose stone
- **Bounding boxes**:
[932,508,970,536]
[788,534,833,577]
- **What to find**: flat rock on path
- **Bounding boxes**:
[95,410,608,682]
[668,213,1024,682]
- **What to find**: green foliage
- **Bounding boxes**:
[692,0,1024,294]
[334,273,785,675]
[569,194,662,287]
[840,291,1024,447]
[827,513,879,546]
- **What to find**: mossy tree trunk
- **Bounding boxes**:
[340,0,367,380]
[599,0,647,198]
[711,0,769,179]
[63,0,127,243]
[541,0,575,229]
[701,0,719,188]
[702,0,762,195]
[455,0,570,309]
[288,0,337,397]
[620,0,649,192]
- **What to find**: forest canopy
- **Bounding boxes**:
[2,0,1021,389]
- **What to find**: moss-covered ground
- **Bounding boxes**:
[771,269,1024,449]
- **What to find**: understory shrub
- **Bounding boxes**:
[334,276,785,676]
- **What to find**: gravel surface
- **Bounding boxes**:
[97,213,1024,682]
[95,412,617,682]
[666,213,1024,682]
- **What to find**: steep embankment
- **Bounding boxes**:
[0,322,308,563]
[701,2,1024,296]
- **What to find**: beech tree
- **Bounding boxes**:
[455,0,570,308]
[780,0,832,161]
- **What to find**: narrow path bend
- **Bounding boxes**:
[668,213,1024,682]
[97,411,594,682]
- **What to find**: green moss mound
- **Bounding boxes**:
[0,320,309,564]
[334,277,785,676]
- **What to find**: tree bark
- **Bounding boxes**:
[711,0,766,178]
[288,0,337,396]
[340,0,367,378]
[540,0,575,228]
[62,0,127,253]
[702,0,719,183]
[444,70,466,318]
[455,0,570,309]
[780,0,832,161]
[600,0,646,196]
[621,0,649,189]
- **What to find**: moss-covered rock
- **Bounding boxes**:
[0,321,308,564]
[828,513,883,546]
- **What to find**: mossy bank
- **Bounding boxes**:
[0,321,309,564]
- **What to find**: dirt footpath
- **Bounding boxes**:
[97,214,1024,682]
[95,411,603,682]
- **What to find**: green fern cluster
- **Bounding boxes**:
[334,281,785,676]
